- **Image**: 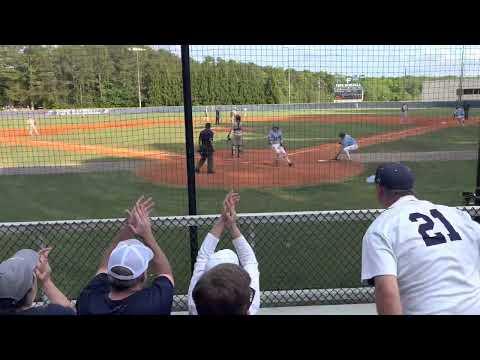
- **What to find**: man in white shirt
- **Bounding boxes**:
[188,191,260,315]
[362,162,480,315]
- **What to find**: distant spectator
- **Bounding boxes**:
[464,103,470,120]
[189,191,260,315]
[76,196,174,315]
[0,248,75,315]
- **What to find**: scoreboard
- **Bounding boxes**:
[334,84,364,103]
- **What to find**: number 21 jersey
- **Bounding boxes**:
[361,195,480,314]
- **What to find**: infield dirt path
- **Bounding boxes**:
[0,115,476,189]
[137,117,474,189]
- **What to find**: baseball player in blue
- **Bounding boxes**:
[335,132,359,160]
[268,126,293,167]
[453,105,465,126]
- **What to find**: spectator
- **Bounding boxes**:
[362,163,480,315]
[0,247,75,315]
[189,191,260,315]
[464,102,470,121]
[76,196,174,315]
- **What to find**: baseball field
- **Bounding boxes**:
[0,107,478,221]
[1,106,478,307]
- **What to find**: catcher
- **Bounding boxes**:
[227,114,243,157]
[267,126,293,167]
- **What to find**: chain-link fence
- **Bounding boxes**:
[2,206,479,312]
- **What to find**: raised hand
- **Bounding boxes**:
[222,191,240,229]
[127,196,155,230]
[35,247,53,284]
[128,205,152,239]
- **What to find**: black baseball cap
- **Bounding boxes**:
[366,162,415,190]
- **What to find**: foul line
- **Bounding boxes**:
[0,137,184,161]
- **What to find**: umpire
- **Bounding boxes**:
[195,123,215,174]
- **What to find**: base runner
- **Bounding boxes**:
[27,117,40,136]
[227,114,243,157]
[267,126,293,167]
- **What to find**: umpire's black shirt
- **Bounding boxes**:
[199,128,214,149]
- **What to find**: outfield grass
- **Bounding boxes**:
[1,120,411,167]
[361,123,479,153]
[1,106,475,129]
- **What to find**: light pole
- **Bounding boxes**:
[129,47,146,108]
[288,68,291,105]
[283,46,295,105]
[318,80,321,104]
[459,46,465,104]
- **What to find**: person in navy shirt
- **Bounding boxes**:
[195,123,215,174]
[76,196,174,315]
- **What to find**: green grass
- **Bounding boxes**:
[2,106,475,129]
[361,123,479,153]
[1,119,411,167]
[0,159,474,222]
[0,159,475,308]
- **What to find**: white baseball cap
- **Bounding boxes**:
[107,239,154,280]
[204,249,239,272]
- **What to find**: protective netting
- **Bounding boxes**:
[2,207,479,312]
[0,45,479,221]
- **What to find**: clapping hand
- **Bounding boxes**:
[222,191,240,229]
[35,247,53,284]
[126,196,155,240]
[127,196,154,227]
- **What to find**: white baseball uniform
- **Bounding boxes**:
[187,232,260,315]
[268,129,287,156]
[362,195,480,315]
[27,117,39,136]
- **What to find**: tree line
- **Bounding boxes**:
[0,45,446,109]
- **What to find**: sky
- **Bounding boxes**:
[153,45,480,78]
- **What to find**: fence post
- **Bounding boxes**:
[181,45,199,274]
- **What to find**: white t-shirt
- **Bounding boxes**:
[362,195,480,315]
[187,233,260,315]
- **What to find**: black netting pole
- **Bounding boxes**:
[181,45,199,274]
